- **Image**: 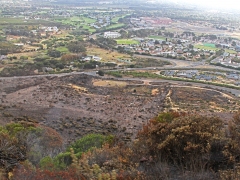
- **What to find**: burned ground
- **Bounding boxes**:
[0,74,238,144]
[0,74,168,144]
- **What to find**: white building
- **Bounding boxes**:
[104,31,121,39]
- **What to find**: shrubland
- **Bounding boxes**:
[2,112,240,179]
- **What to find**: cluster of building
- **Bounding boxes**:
[90,16,111,29]
[130,17,172,28]
[39,26,59,33]
[162,70,240,85]
[163,70,217,81]
[114,30,240,61]
[118,38,205,60]
[82,55,102,61]
[211,53,240,68]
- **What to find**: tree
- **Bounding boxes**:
[154,40,160,45]
[47,49,61,58]
[20,56,28,60]
[188,44,194,49]
[97,70,104,76]
[177,40,182,44]
[67,42,86,53]
[232,41,237,46]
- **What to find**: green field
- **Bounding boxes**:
[0,17,54,26]
[82,25,96,33]
[81,17,96,24]
[195,43,237,54]
[56,47,69,53]
[116,39,140,45]
[55,16,96,32]
[225,49,237,54]
[194,45,219,51]
[0,17,25,24]
[106,23,125,30]
[202,43,216,48]
[111,14,130,23]
[111,16,122,23]
[58,16,96,25]
[149,35,167,40]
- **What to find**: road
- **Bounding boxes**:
[1,69,240,96]
[1,55,240,97]
[133,54,240,72]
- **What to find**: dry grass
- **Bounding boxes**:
[92,80,127,87]
[68,84,88,93]
[86,47,131,63]
[7,51,38,59]
[52,30,71,38]
[151,88,159,96]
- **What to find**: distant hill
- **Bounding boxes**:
[30,0,145,5]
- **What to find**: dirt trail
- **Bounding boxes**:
[172,85,234,99]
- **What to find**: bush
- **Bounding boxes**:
[137,112,226,171]
[20,56,28,60]
[97,70,104,76]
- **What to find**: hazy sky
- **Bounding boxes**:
[169,0,240,10]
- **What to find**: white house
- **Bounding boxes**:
[104,31,121,39]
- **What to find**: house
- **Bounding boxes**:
[235,82,240,86]
[104,31,121,39]
[82,57,91,61]
[42,67,54,72]
[82,55,102,61]
[92,56,102,61]
[235,45,240,52]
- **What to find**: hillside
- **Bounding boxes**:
[0,74,237,144]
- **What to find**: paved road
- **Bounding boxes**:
[133,54,240,72]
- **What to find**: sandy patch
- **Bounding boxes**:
[151,88,159,96]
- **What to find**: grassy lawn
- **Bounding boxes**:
[82,25,96,33]
[111,14,130,23]
[195,43,237,54]
[82,16,96,23]
[194,45,219,51]
[116,39,140,45]
[111,16,122,23]
[149,35,167,40]
[106,23,125,30]
[55,16,96,32]
[0,17,25,24]
[0,17,52,26]
[225,49,237,54]
[56,47,69,53]
[203,43,216,48]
